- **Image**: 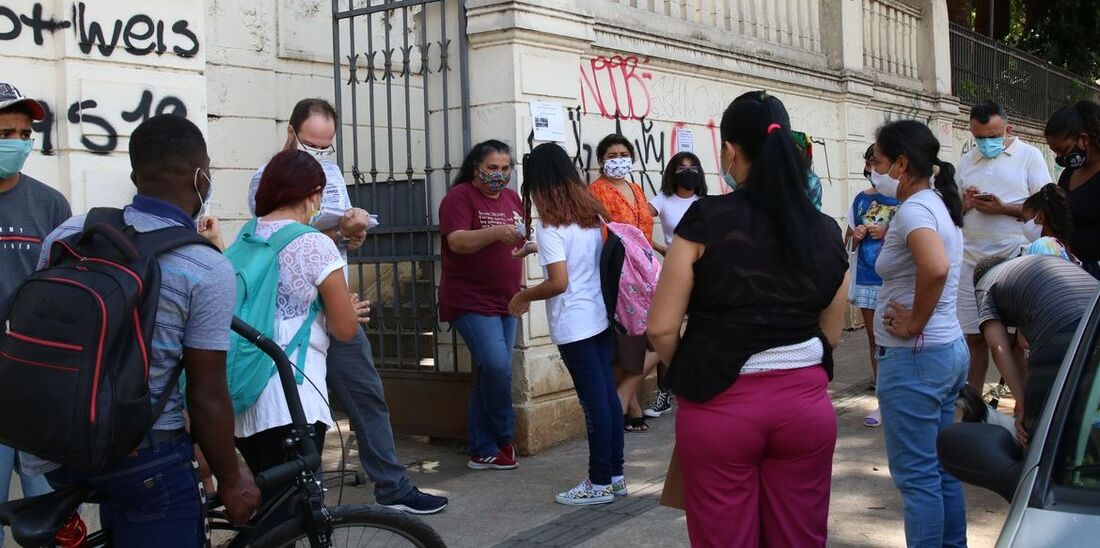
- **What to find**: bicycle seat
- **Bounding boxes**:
[0,484,95,546]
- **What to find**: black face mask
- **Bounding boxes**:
[674,170,704,191]
[1055,148,1087,170]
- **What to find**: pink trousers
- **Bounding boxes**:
[676,366,836,548]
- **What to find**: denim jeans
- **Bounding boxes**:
[0,443,52,545]
[46,433,205,548]
[453,313,518,459]
[557,329,623,486]
[877,337,969,548]
[326,329,414,504]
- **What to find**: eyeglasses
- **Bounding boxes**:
[297,136,335,157]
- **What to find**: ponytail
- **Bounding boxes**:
[932,159,964,228]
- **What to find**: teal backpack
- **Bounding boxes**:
[223,219,323,415]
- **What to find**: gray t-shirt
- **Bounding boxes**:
[38,206,236,431]
[875,189,965,347]
[0,174,72,304]
[976,254,1098,353]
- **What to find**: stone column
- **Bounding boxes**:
[465,0,597,454]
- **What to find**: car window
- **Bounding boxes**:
[1054,325,1100,490]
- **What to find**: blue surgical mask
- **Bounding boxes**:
[976,137,1006,159]
[0,139,33,179]
[722,172,739,192]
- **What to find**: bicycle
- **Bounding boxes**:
[0,317,446,548]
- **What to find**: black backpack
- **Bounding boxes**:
[0,208,216,472]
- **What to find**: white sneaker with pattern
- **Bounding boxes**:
[554,478,614,506]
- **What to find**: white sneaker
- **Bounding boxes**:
[610,478,628,497]
[554,478,614,506]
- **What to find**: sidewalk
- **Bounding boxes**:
[326,329,1011,547]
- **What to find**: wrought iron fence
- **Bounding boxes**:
[950,23,1100,122]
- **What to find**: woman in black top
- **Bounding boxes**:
[648,91,849,548]
[1045,100,1100,279]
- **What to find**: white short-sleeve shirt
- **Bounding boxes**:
[649,193,700,246]
[957,138,1052,265]
[536,222,609,345]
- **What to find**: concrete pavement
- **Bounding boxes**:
[329,328,1011,547]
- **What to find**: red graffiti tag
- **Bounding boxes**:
[579,55,653,121]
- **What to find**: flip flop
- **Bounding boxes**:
[863,408,882,428]
[624,416,649,433]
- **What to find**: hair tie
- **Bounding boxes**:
[766,123,782,135]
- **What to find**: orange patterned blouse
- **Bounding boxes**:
[589,177,654,242]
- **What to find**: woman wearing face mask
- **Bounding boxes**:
[589,135,657,433]
[233,149,367,473]
[844,144,899,428]
[871,121,968,548]
[1018,183,1076,262]
[648,91,849,547]
[439,140,530,470]
[1045,100,1100,279]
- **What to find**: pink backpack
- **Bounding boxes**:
[599,220,662,336]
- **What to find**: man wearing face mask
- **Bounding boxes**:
[0,83,70,544]
[956,100,1051,392]
[248,99,448,515]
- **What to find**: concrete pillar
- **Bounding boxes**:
[465,0,598,454]
[916,0,953,96]
[821,0,867,73]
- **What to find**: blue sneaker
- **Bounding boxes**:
[379,487,449,515]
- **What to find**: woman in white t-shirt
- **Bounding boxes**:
[508,143,623,506]
[648,152,707,255]
[234,149,369,474]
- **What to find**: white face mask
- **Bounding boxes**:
[297,136,335,163]
[603,157,632,179]
[1022,218,1043,242]
[193,167,213,220]
[870,161,901,199]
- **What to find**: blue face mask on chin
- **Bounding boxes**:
[0,139,33,179]
[975,136,1006,159]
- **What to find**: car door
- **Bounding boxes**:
[1001,290,1100,547]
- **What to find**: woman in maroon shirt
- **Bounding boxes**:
[439,140,533,470]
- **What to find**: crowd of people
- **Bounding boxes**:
[2,73,1100,547]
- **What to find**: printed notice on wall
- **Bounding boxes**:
[675,129,694,153]
[529,101,566,142]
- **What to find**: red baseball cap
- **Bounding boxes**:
[0,83,46,121]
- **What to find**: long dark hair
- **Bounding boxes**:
[1023,183,1074,248]
[454,140,511,186]
[875,120,964,228]
[1045,100,1100,150]
[521,144,606,238]
[660,152,707,197]
[720,91,816,267]
[255,150,325,216]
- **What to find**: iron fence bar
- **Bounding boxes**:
[439,0,454,183]
[367,7,386,365]
[420,2,442,372]
[457,0,471,152]
[335,0,439,20]
[382,5,405,366]
[331,0,345,169]
[401,5,422,369]
[345,2,368,350]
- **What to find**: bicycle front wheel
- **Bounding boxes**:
[252,504,445,548]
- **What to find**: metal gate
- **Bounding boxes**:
[330,0,472,439]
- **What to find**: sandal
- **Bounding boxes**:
[863,407,882,428]
[624,415,649,433]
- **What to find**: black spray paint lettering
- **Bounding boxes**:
[36,92,187,156]
[0,2,199,57]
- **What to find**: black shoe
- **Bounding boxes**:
[379,487,449,515]
[644,389,673,418]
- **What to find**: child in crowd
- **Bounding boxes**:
[845,145,899,428]
[1020,182,1078,263]
[508,143,625,506]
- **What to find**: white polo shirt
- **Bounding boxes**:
[957,137,1051,265]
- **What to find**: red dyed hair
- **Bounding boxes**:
[254,150,325,216]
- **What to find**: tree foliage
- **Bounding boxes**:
[1009,0,1100,80]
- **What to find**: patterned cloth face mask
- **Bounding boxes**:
[603,157,633,179]
[479,169,511,192]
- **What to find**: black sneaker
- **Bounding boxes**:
[644,389,673,418]
[380,487,449,515]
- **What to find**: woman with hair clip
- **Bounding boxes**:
[1020,183,1078,263]
[1045,100,1100,278]
[439,139,533,471]
[588,134,658,433]
[871,120,968,547]
[648,91,849,547]
[508,143,626,506]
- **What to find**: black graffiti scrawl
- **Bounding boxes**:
[0,2,199,57]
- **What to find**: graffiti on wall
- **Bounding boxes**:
[579,55,653,121]
[32,90,188,156]
[0,2,200,57]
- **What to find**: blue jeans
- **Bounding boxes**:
[46,433,205,548]
[326,329,414,504]
[878,337,969,548]
[557,329,624,485]
[453,313,518,458]
[0,443,52,545]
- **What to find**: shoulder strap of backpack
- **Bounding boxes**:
[265,222,320,253]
